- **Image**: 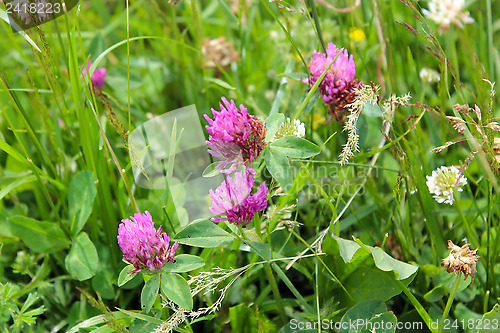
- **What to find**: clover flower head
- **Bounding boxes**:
[305,43,361,122]
[82,61,107,89]
[117,211,178,274]
[422,0,474,32]
[208,169,268,227]
[269,117,306,143]
[204,97,266,173]
[441,240,480,282]
[202,37,239,68]
[306,42,356,105]
[426,166,467,205]
[419,68,441,84]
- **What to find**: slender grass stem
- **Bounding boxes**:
[454,198,478,249]
[437,274,461,333]
[263,262,287,325]
[289,228,353,300]
[305,0,325,53]
[298,161,337,228]
[315,256,321,333]
[395,279,437,333]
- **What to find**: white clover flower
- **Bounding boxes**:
[270,117,306,142]
[422,0,474,32]
[419,68,441,84]
[426,166,467,205]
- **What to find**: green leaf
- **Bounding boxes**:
[65,232,99,281]
[0,139,29,167]
[88,32,105,62]
[118,264,138,287]
[174,219,235,248]
[229,304,259,333]
[162,254,205,273]
[7,216,70,253]
[270,59,295,115]
[20,293,41,313]
[0,9,41,51]
[420,264,442,277]
[271,263,315,313]
[270,136,321,158]
[66,311,129,333]
[204,77,236,90]
[161,273,193,310]
[92,271,115,300]
[242,229,262,242]
[265,113,285,142]
[357,113,368,150]
[455,303,482,327]
[360,311,397,333]
[244,240,272,261]
[265,148,292,191]
[115,308,163,325]
[430,269,471,295]
[333,235,418,280]
[275,72,308,81]
[339,300,386,333]
[298,90,320,117]
[345,267,404,302]
[141,275,160,313]
[90,36,164,73]
[476,303,500,333]
[202,162,222,178]
[68,171,97,237]
[424,286,447,303]
[0,174,36,201]
[362,102,383,117]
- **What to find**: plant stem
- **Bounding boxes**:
[237,220,285,323]
[455,198,478,249]
[438,274,462,333]
[395,279,438,333]
[305,0,326,53]
[289,228,353,300]
[486,181,492,295]
[263,263,287,325]
[455,198,488,288]
[298,161,338,231]
[315,256,321,333]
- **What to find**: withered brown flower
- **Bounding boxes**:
[441,240,480,282]
[202,37,240,70]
